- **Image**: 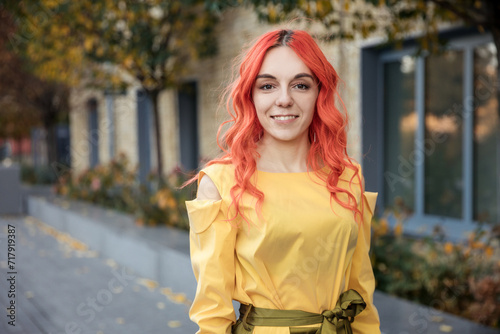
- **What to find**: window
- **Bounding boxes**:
[363,33,499,237]
[473,44,499,224]
[87,98,99,168]
[383,57,416,213]
[178,82,199,171]
[137,90,155,184]
[105,94,116,159]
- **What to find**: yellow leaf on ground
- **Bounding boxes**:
[137,278,159,291]
[106,259,118,269]
[168,320,181,328]
[439,324,453,332]
[431,316,444,323]
[168,293,187,304]
[71,240,88,251]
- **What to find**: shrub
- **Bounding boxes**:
[371,212,500,328]
[54,153,195,228]
[21,163,59,185]
[133,168,195,229]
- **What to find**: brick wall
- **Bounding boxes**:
[69,89,96,176]
[70,6,376,175]
[114,87,139,169]
[69,85,140,176]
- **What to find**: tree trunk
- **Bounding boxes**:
[149,89,164,180]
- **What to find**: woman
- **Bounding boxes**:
[186,29,380,333]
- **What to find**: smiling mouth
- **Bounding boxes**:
[271,115,299,121]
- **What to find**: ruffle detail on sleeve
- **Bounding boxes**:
[363,192,378,216]
[186,199,222,234]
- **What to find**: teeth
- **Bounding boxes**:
[272,115,297,121]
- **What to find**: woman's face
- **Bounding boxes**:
[253,46,319,144]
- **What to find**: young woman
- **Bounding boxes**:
[186,29,380,334]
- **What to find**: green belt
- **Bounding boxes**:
[232,290,366,334]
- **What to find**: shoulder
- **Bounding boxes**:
[197,162,235,200]
[197,175,222,200]
[338,161,363,184]
[199,162,234,186]
[200,162,233,179]
[336,161,364,201]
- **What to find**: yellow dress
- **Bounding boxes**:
[186,163,380,334]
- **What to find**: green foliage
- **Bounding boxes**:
[131,168,195,229]
[371,216,500,327]
[55,153,137,213]
[54,153,195,229]
[235,0,498,53]
[9,0,221,177]
[11,0,220,91]
[20,163,59,185]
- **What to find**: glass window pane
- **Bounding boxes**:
[383,57,416,212]
[474,43,500,224]
[424,50,464,218]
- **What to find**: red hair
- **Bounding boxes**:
[189,29,364,225]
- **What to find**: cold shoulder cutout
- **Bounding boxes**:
[197,173,222,201]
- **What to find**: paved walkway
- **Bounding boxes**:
[0,216,197,334]
[1,209,499,334]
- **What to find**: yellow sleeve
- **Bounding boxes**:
[186,180,237,333]
[347,191,381,334]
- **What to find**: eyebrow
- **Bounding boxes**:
[256,73,315,80]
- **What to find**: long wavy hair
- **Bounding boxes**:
[190,29,364,225]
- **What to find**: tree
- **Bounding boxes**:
[0,6,70,165]
[9,0,220,177]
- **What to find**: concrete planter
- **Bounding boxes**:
[26,196,197,301]
[0,164,22,215]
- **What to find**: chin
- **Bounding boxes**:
[269,135,302,143]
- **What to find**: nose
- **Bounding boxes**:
[275,88,293,107]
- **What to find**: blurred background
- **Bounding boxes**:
[0,0,499,332]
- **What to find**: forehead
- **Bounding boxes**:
[258,46,312,76]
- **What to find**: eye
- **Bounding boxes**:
[259,84,274,90]
[294,83,309,90]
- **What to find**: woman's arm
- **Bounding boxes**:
[347,191,381,333]
[187,173,237,334]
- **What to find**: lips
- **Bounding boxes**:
[270,115,299,121]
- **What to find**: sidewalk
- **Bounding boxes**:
[2,194,498,334]
[0,215,197,334]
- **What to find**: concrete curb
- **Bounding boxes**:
[26,195,197,301]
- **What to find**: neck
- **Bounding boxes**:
[255,134,311,173]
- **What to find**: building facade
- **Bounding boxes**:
[68,7,499,239]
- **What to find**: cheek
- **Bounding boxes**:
[304,96,318,115]
[253,93,271,115]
